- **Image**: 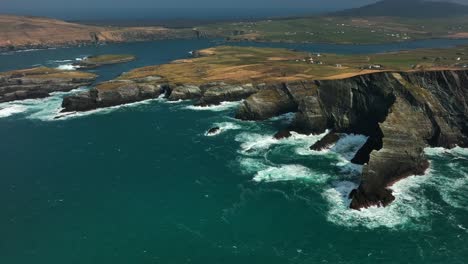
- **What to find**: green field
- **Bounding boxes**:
[106,45,468,87]
[199,16,468,44]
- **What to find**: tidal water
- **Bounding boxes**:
[0,39,467,263]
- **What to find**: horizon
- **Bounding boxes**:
[0,0,379,21]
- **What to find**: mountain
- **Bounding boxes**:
[334,0,468,17]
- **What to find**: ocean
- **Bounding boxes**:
[0,39,467,263]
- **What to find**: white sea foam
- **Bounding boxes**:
[238,158,270,175]
[52,59,73,63]
[331,134,368,160]
[56,64,80,70]
[185,101,242,112]
[268,112,296,122]
[205,122,242,136]
[0,105,27,118]
[55,98,159,120]
[253,164,329,183]
[425,146,468,157]
[323,174,433,230]
[236,131,329,156]
[0,86,159,121]
[236,132,279,154]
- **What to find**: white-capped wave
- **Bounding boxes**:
[56,98,159,120]
[0,105,27,118]
[236,131,328,155]
[253,164,329,183]
[425,146,468,157]
[185,101,242,112]
[56,64,79,71]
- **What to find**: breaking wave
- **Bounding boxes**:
[322,174,434,230]
[0,105,27,118]
[185,101,242,112]
[0,87,160,121]
[205,122,242,136]
[56,64,80,70]
[253,164,329,183]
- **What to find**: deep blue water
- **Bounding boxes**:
[0,39,467,263]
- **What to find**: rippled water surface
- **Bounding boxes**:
[0,39,467,263]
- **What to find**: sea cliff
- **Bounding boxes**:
[235,70,468,209]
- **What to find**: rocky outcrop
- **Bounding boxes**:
[62,81,260,112]
[197,83,259,106]
[310,132,340,151]
[0,67,96,103]
[167,85,202,101]
[61,81,162,112]
[236,70,468,210]
[235,84,297,120]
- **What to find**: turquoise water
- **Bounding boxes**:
[0,39,467,263]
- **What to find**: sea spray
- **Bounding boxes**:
[185,101,242,112]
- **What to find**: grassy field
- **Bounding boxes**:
[198,16,468,44]
[115,45,468,86]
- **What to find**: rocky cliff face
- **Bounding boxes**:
[236,70,468,209]
[62,80,259,112]
[61,81,163,112]
[0,67,96,103]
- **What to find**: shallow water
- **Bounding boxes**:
[0,39,467,263]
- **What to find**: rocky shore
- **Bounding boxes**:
[234,70,468,209]
[57,47,468,210]
[0,67,97,103]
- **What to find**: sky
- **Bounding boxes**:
[0,0,380,20]
[1,0,468,21]
[0,0,378,9]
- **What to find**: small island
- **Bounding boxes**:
[74,54,136,69]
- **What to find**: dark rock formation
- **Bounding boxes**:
[61,81,162,112]
[167,85,202,101]
[310,132,340,151]
[274,130,292,140]
[207,127,221,135]
[235,84,298,120]
[236,70,468,209]
[197,83,258,106]
[0,67,96,103]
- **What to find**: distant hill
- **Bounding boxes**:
[0,15,195,51]
[334,0,468,18]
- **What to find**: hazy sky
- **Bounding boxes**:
[0,0,378,9]
[2,0,468,20]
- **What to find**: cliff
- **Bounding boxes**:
[0,67,97,103]
[235,70,468,209]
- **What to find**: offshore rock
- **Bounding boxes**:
[310,132,340,151]
[273,130,292,140]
